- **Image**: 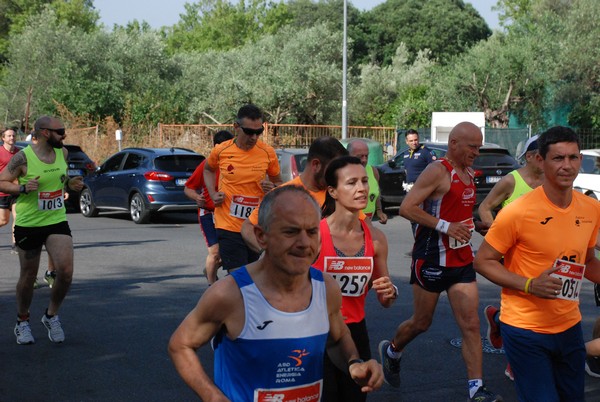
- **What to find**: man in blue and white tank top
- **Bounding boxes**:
[169,185,384,401]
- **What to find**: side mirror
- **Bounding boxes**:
[388,160,397,168]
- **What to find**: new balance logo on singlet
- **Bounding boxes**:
[540,217,554,225]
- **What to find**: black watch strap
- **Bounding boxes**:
[19,185,28,195]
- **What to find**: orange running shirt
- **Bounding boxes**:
[485,186,600,334]
[247,176,326,225]
[247,176,365,225]
[207,139,279,233]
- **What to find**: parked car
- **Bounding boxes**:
[14,141,96,209]
[573,149,600,199]
[377,142,520,210]
[276,148,308,182]
[79,147,204,223]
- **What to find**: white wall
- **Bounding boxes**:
[431,112,485,143]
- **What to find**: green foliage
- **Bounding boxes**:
[363,0,491,65]
[178,23,343,125]
[350,44,434,126]
[1,8,184,126]
[164,0,293,54]
[0,0,98,63]
[429,0,599,130]
[551,0,600,129]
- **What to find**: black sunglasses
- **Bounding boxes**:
[41,127,66,136]
[239,126,264,136]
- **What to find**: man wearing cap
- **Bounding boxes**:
[477,135,544,381]
[478,135,544,230]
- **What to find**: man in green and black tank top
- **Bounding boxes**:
[478,135,544,230]
[0,116,83,345]
[348,139,388,224]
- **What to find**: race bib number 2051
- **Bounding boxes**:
[550,259,586,302]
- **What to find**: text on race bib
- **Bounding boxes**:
[550,259,586,302]
[229,195,260,219]
[324,257,373,297]
[449,217,474,250]
[254,380,322,402]
[38,190,64,211]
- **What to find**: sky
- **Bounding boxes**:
[94,0,501,31]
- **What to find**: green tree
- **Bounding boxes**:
[551,0,599,129]
[428,30,556,129]
[1,8,184,126]
[350,43,434,126]
[177,24,342,124]
[363,0,491,66]
[0,0,98,63]
[164,0,292,54]
[285,0,368,68]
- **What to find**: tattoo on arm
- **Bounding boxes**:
[7,152,27,176]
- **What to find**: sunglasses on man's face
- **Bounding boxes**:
[41,127,66,137]
[239,126,264,136]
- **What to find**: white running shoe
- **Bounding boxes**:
[41,314,65,343]
[14,321,35,345]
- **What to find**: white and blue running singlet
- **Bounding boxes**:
[213,266,329,402]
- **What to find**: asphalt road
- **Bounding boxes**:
[1,209,599,401]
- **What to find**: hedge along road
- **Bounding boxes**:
[0,210,599,401]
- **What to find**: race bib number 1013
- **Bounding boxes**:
[38,190,64,211]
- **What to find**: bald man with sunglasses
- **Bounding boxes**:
[204,104,282,272]
[0,116,83,345]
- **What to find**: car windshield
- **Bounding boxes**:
[154,155,203,172]
[581,154,600,174]
[294,154,308,173]
[475,154,517,167]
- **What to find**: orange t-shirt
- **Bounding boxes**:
[248,176,327,225]
[484,187,600,334]
[247,176,366,225]
[206,139,279,233]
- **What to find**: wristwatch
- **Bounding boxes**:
[19,185,28,195]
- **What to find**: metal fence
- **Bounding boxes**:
[55,124,599,164]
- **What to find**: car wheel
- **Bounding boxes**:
[130,193,151,224]
[79,188,98,217]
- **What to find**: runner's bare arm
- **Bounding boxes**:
[400,162,473,241]
[203,163,224,206]
[370,227,396,308]
[0,151,27,194]
[399,162,446,228]
[168,278,240,400]
[241,218,262,253]
[477,174,515,228]
[268,173,282,186]
[324,274,384,393]
[584,246,600,284]
[474,239,562,298]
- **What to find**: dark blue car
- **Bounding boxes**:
[79,147,204,223]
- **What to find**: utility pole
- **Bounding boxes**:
[341,0,348,139]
